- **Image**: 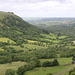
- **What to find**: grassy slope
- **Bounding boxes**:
[0,11,46,42]
[0,47,4,51]
[0,61,26,75]
[0,37,47,51]
[40,57,72,65]
[24,57,73,75]
[0,38,15,43]
[7,44,47,51]
[25,65,73,75]
[40,33,67,43]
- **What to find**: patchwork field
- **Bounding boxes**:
[8,43,47,51]
[39,34,67,43]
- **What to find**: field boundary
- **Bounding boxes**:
[54,65,75,75]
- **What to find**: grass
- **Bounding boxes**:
[66,46,75,49]
[39,34,65,43]
[58,66,75,75]
[0,61,26,75]
[28,40,38,43]
[7,44,47,51]
[0,38,15,44]
[59,70,69,75]
[40,57,72,65]
[24,57,73,75]
[0,47,4,51]
[58,36,67,39]
[23,44,47,49]
[41,34,57,39]
[52,40,60,43]
[7,45,26,50]
[25,65,73,75]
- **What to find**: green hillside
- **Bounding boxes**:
[0,12,75,75]
[0,11,48,43]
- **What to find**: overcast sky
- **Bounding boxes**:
[0,0,75,17]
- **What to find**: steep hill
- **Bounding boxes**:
[0,11,48,42]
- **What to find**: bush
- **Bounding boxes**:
[72,55,75,61]
[42,59,59,67]
[17,66,25,75]
[0,56,12,64]
[47,73,53,75]
[5,69,15,75]
[42,61,53,67]
[69,68,75,75]
[53,59,59,66]
[0,59,5,64]
[17,57,41,75]
[28,57,41,67]
[49,62,54,67]
[17,63,36,75]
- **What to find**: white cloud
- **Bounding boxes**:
[0,0,75,17]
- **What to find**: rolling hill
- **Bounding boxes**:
[0,11,49,43]
[0,12,75,75]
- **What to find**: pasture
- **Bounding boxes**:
[0,61,26,75]
[0,47,4,51]
[24,57,73,75]
[7,43,47,51]
[0,38,15,44]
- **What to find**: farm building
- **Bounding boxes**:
[72,61,75,64]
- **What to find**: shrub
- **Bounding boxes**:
[5,69,15,75]
[42,61,50,67]
[17,66,25,75]
[69,68,75,75]
[53,59,59,66]
[72,55,75,61]
[47,73,53,75]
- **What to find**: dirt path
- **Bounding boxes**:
[54,65,75,75]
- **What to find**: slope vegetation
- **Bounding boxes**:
[0,11,48,42]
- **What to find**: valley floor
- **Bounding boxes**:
[24,57,73,75]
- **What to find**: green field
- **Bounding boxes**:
[0,38,15,43]
[0,61,26,75]
[7,44,47,51]
[58,36,67,39]
[25,65,73,75]
[23,44,47,49]
[39,34,67,43]
[7,45,26,50]
[0,47,4,51]
[28,40,39,43]
[40,57,72,65]
[24,57,73,75]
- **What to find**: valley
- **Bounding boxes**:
[0,11,75,75]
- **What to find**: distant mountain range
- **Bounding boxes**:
[23,17,75,22]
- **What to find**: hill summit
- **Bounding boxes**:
[0,11,47,42]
